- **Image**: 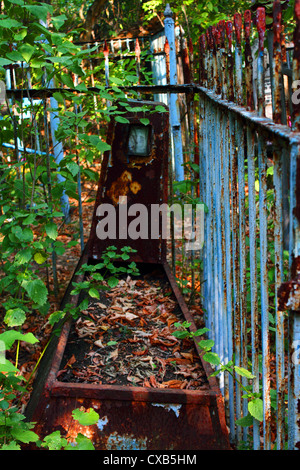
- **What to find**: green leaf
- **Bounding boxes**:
[115,116,130,124]
[34,252,48,265]
[52,14,67,31]
[155,105,167,113]
[72,408,99,426]
[109,76,123,85]
[19,44,35,63]
[140,118,150,126]
[0,58,13,67]
[60,74,74,88]
[53,92,65,104]
[48,310,65,326]
[96,140,111,152]
[4,308,26,328]
[89,288,100,299]
[234,366,256,379]
[1,441,21,450]
[0,330,38,350]
[23,5,53,22]
[14,248,32,266]
[22,278,48,306]
[66,161,80,177]
[198,339,214,351]
[42,431,67,450]
[107,277,119,288]
[203,352,220,366]
[11,428,39,444]
[248,398,263,422]
[235,413,254,427]
[65,433,95,450]
[45,222,58,240]
[0,18,23,28]
[0,359,19,373]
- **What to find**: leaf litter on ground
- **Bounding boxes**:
[59,272,209,390]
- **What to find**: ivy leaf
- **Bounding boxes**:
[248,398,264,422]
[22,278,48,306]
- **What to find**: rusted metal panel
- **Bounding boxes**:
[87,100,169,265]
[26,261,230,450]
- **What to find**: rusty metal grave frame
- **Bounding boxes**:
[25,101,230,450]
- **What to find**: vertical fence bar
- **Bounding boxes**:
[223,110,235,441]
[226,21,234,102]
[256,7,266,116]
[135,38,141,86]
[218,21,226,99]
[273,1,283,124]
[164,4,184,183]
[234,14,243,106]
[286,142,300,450]
[229,112,242,441]
[236,119,248,441]
[244,10,255,111]
[273,141,285,449]
[257,134,271,450]
[103,40,110,87]
[247,126,260,450]
[219,108,229,399]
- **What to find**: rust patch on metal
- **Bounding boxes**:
[257,7,266,52]
[234,13,242,47]
[244,10,255,111]
[226,21,234,102]
[199,34,207,86]
[106,170,141,206]
[278,256,300,311]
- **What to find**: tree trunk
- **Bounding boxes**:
[82,0,108,41]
